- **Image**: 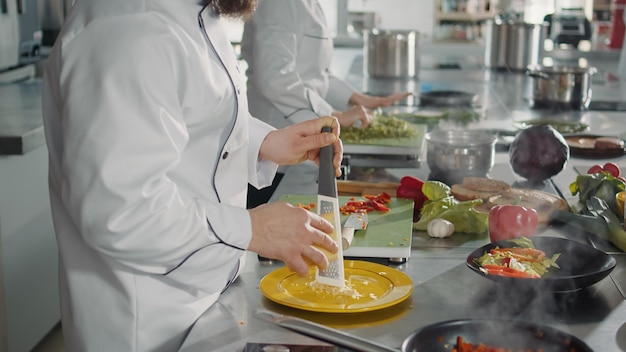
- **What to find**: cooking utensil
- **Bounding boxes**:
[466,236,617,292]
[316,126,344,287]
[258,260,413,313]
[401,319,593,352]
[254,310,593,352]
[484,19,547,71]
[363,29,420,78]
[254,309,398,352]
[419,90,478,107]
[424,129,497,185]
[526,65,597,110]
[341,212,368,250]
[280,194,414,259]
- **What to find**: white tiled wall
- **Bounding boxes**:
[221,1,438,43]
[320,0,435,37]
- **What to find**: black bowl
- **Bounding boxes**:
[466,236,616,292]
[401,319,593,352]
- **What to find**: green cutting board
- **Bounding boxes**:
[279,194,414,259]
[342,123,426,156]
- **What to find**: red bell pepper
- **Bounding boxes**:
[396,176,428,221]
[488,205,539,242]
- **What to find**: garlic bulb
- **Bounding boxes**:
[427,219,455,238]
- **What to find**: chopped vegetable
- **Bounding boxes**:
[296,203,316,210]
[475,237,561,278]
[453,335,511,352]
[378,107,479,126]
[340,115,417,144]
[339,193,391,214]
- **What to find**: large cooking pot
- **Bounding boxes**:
[363,29,420,78]
[484,19,547,71]
[256,310,593,352]
[526,64,597,110]
[425,129,496,185]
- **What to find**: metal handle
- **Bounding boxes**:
[16,0,23,14]
[254,309,400,352]
[318,126,337,198]
[341,227,355,250]
[525,70,550,80]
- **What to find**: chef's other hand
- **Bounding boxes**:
[333,105,373,129]
[260,116,343,177]
[349,91,412,109]
[248,201,339,276]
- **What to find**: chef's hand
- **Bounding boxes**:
[248,201,339,276]
[349,91,412,109]
[260,116,343,177]
[333,105,373,129]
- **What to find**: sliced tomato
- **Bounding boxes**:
[481,264,540,278]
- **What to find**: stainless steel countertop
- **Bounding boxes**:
[0,79,45,155]
[180,56,626,351]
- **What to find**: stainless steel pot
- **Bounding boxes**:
[425,130,496,185]
[484,19,547,71]
[363,29,420,78]
[526,65,597,110]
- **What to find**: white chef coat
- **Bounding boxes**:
[240,0,356,129]
[41,0,277,350]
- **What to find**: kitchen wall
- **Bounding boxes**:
[319,0,435,37]
[222,0,437,43]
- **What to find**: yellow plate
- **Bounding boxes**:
[260,260,413,313]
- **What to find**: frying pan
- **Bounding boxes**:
[466,236,617,292]
[419,90,478,107]
[255,310,593,352]
[401,319,593,352]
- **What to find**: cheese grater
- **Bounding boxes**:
[315,126,345,287]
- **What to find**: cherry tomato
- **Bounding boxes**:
[587,164,603,174]
[602,162,621,177]
[488,205,539,242]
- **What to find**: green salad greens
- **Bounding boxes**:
[413,180,489,234]
[550,172,626,252]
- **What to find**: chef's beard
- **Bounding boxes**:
[199,0,258,20]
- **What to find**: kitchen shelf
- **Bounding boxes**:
[434,0,498,42]
[436,12,496,22]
